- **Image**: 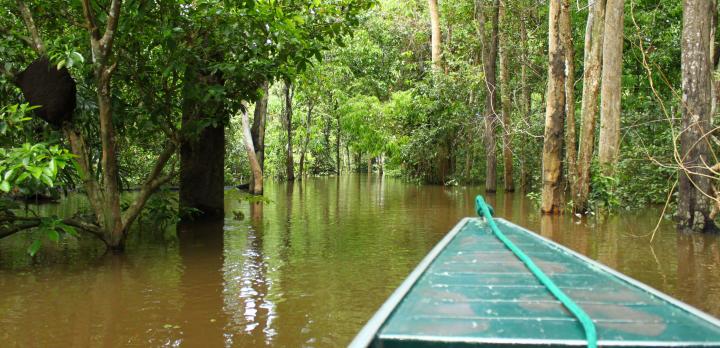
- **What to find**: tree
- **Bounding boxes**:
[575,0,607,213]
[249,82,269,195]
[429,0,442,70]
[677,0,717,232]
[541,0,570,214]
[478,0,500,192]
[282,80,296,181]
[561,0,576,204]
[598,0,625,174]
[241,103,263,195]
[498,1,514,192]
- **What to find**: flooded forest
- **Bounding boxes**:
[0,0,719,347]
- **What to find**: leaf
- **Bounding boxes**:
[56,59,66,70]
[59,224,78,237]
[0,181,9,192]
[71,52,84,64]
[47,230,60,242]
[15,172,30,184]
[27,239,42,257]
[39,174,54,187]
[29,167,42,179]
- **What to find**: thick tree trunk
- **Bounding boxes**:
[499,3,514,192]
[250,81,269,194]
[576,0,606,213]
[480,0,500,192]
[241,105,263,195]
[97,71,124,245]
[519,17,532,192]
[428,0,442,70]
[180,68,225,220]
[560,0,576,202]
[283,81,295,181]
[299,103,313,179]
[541,0,568,214]
[598,0,624,174]
[678,0,717,232]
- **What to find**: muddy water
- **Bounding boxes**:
[0,175,718,347]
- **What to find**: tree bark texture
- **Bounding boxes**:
[241,105,263,195]
[576,0,606,213]
[560,0,576,203]
[678,0,717,232]
[429,0,442,71]
[299,102,314,178]
[598,0,624,173]
[480,0,500,192]
[283,81,296,181]
[541,0,568,214]
[250,81,269,194]
[499,2,514,192]
[180,67,226,220]
[520,16,532,191]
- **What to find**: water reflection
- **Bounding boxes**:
[0,175,718,347]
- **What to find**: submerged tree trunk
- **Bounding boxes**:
[250,81,269,194]
[429,0,442,71]
[180,67,226,220]
[499,2,514,192]
[479,0,500,192]
[336,104,342,174]
[299,102,314,179]
[598,0,624,174]
[541,0,568,214]
[241,104,263,195]
[576,0,606,213]
[561,0,577,202]
[519,16,532,192]
[283,80,295,181]
[677,0,717,232]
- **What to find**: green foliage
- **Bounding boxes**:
[0,143,74,194]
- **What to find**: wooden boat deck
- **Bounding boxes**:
[350,218,720,347]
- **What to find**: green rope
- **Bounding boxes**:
[475,195,598,348]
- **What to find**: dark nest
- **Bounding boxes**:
[14,58,77,127]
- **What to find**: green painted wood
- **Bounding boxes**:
[350,218,720,348]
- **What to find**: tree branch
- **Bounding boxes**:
[0,215,106,245]
[121,142,177,231]
[16,0,46,56]
[99,0,122,56]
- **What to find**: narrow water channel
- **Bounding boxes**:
[1,175,718,347]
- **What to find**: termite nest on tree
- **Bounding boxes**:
[14,58,77,128]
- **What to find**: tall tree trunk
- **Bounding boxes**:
[541,0,569,214]
[561,0,577,201]
[479,0,500,192]
[428,0,442,70]
[250,81,269,194]
[499,2,514,192]
[576,0,606,213]
[241,105,263,195]
[519,16,532,192]
[336,104,342,175]
[299,103,313,179]
[598,0,624,174]
[678,0,717,232]
[79,0,127,248]
[180,67,226,220]
[282,81,295,181]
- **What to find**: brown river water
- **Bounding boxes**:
[0,175,718,347]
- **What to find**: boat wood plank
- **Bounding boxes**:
[350,218,720,347]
